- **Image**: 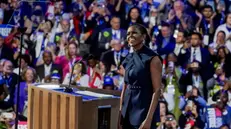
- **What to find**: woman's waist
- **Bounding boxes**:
[127,83,152,90]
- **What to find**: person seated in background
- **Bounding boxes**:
[100,39,126,71]
[54,19,79,44]
[157,112,179,129]
[36,42,57,67]
[0,60,18,110]
[98,16,127,53]
[207,65,227,104]
[103,76,114,90]
[36,50,62,83]
[178,98,205,129]
[209,90,231,127]
[14,67,37,120]
[156,22,176,59]
[55,42,82,79]
[158,101,169,129]
[179,61,207,99]
[86,54,100,79]
[13,54,30,75]
[50,70,61,85]
[63,61,89,87]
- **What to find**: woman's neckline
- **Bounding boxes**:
[133,43,144,53]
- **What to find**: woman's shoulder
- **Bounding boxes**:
[76,56,82,60]
[144,45,159,56]
[141,45,162,62]
[55,55,67,62]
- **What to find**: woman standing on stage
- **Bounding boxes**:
[118,24,162,129]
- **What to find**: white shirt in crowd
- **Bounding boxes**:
[62,73,89,87]
[190,47,202,62]
[112,29,121,39]
[174,44,183,56]
[44,63,52,77]
[114,51,121,67]
[214,23,231,52]
[13,68,22,75]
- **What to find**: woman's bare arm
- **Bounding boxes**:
[145,56,162,121]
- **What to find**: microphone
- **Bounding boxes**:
[64,58,83,93]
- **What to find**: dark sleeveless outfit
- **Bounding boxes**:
[121,45,161,129]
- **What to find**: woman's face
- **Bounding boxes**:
[44,21,52,32]
[88,59,96,68]
[217,32,225,43]
[25,69,34,82]
[174,1,184,12]
[218,49,225,58]
[160,103,167,116]
[68,44,77,56]
[127,26,144,47]
[130,8,139,20]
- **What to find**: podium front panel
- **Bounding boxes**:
[28,87,81,129]
[28,86,120,129]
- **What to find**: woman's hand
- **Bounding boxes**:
[168,10,175,21]
[139,119,152,129]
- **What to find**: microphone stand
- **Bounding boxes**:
[64,59,82,93]
[15,27,27,129]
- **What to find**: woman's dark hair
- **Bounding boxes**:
[225,13,231,24]
[127,6,143,25]
[217,30,226,37]
[87,54,97,61]
[129,23,151,45]
[159,100,168,114]
[78,61,87,75]
[18,54,31,65]
[217,46,229,62]
[45,19,54,29]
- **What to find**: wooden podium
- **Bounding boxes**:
[27,85,120,129]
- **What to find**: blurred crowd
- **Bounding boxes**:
[0,0,231,129]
